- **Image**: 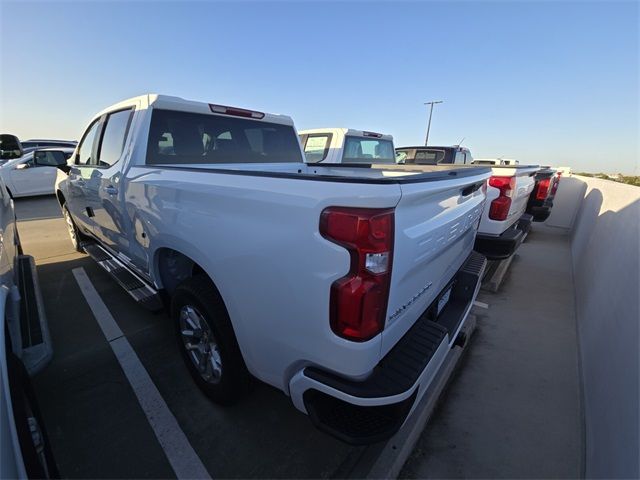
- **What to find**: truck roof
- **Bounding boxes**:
[300,128,393,142]
[474,157,518,162]
[23,138,77,143]
[95,94,296,127]
[396,145,471,152]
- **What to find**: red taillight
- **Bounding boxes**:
[536,178,551,200]
[209,104,265,119]
[320,207,394,342]
[488,176,515,221]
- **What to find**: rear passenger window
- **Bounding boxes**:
[454,151,466,164]
[98,109,134,167]
[146,109,303,165]
[303,134,331,162]
[76,120,100,165]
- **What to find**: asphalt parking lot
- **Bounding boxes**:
[16,195,364,479]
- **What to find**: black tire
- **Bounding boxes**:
[7,354,59,479]
[171,275,251,405]
[62,205,85,253]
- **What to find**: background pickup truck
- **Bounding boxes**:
[472,158,519,166]
[51,94,491,444]
[298,128,395,163]
[526,167,561,222]
[395,145,474,165]
[474,164,540,260]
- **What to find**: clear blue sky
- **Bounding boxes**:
[1,1,638,173]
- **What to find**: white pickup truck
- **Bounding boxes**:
[50,94,491,444]
[474,164,540,259]
[299,128,396,164]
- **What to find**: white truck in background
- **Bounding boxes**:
[396,148,539,259]
[395,145,474,165]
[472,158,520,166]
[299,128,395,163]
[474,164,540,259]
[50,94,492,444]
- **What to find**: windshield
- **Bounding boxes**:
[342,137,395,163]
[147,109,304,165]
[415,149,446,164]
[473,160,498,165]
[395,151,408,164]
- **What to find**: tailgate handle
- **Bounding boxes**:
[461,182,483,197]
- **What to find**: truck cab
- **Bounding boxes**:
[395,145,473,165]
[472,158,520,166]
[299,128,395,164]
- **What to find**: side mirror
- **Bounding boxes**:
[34,150,71,173]
[0,134,23,161]
[15,163,29,170]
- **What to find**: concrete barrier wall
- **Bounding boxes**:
[545,175,588,230]
[569,176,640,478]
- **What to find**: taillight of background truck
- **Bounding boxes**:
[488,176,516,221]
[320,207,394,342]
[536,177,551,200]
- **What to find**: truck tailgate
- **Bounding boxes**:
[381,170,489,356]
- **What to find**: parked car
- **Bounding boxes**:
[0,134,24,164]
[299,128,395,163]
[20,139,77,155]
[526,167,561,222]
[51,94,491,444]
[474,164,540,260]
[395,145,474,165]
[1,148,74,198]
[0,175,57,478]
[472,158,520,166]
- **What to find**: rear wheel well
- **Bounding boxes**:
[156,248,209,295]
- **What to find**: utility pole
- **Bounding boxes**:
[424,100,443,146]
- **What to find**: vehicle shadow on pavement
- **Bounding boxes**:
[13,195,63,221]
[31,255,363,479]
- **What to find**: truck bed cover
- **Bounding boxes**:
[144,163,491,185]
